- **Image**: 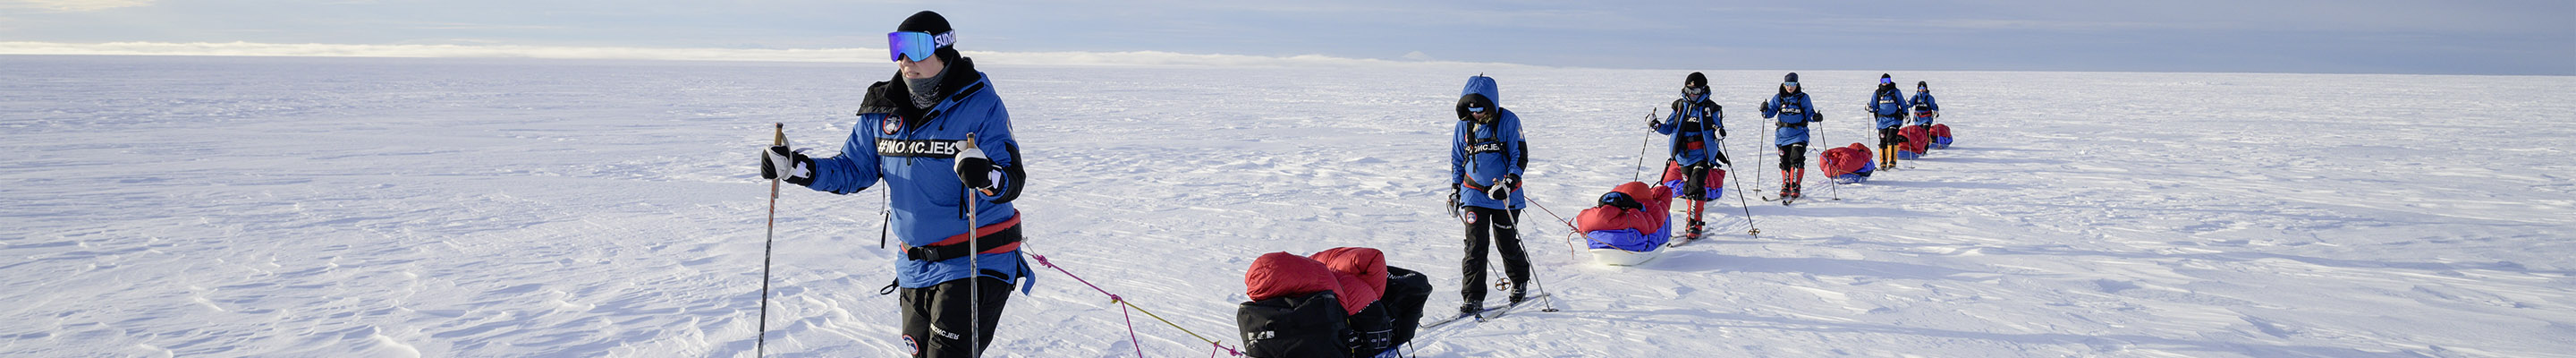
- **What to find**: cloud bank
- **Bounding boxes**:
[0,0,153,13]
[0,41,1537,69]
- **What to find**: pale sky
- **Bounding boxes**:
[3,0,2569,74]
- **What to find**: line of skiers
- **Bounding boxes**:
[753,10,1955,358]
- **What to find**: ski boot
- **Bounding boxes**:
[1459,302,1482,316]
[1778,170,1797,199]
[1785,168,1807,199]
[1686,218,1706,240]
[1883,145,1900,168]
[1508,286,1529,305]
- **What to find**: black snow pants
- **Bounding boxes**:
[1777,142,1809,171]
[899,276,1013,358]
[1459,206,1530,306]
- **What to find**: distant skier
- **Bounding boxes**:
[1447,74,1532,315]
[759,11,1033,358]
[1759,72,1823,200]
[1910,81,1940,132]
[1648,72,1731,238]
[1868,73,1911,168]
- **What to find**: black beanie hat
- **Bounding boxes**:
[1685,72,1707,87]
[1917,81,1928,88]
[897,11,953,36]
[1784,72,1800,82]
[1881,73,1892,80]
[897,11,962,62]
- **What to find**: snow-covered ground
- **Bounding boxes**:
[4,55,2572,357]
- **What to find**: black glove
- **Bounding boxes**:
[1486,175,1518,200]
[1447,191,1462,217]
[1719,127,1728,137]
[953,144,998,192]
[1648,118,1662,131]
[762,146,815,186]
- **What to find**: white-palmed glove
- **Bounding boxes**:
[953,142,999,193]
[762,146,814,186]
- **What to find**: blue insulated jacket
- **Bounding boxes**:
[1910,90,1939,125]
[805,57,1033,292]
[1868,87,1911,129]
[1761,91,1820,147]
[1451,76,1527,210]
[1657,95,1723,166]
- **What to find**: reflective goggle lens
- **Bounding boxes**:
[1466,106,1487,114]
[1683,86,1706,96]
[887,31,948,62]
[1784,81,1799,88]
[1880,78,1894,84]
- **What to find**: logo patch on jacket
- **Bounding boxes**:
[881,117,903,135]
[877,139,967,158]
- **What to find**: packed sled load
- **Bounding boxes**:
[1821,143,1877,184]
[1574,182,1674,266]
[1896,126,1931,159]
[1238,248,1431,358]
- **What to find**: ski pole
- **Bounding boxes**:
[1756,123,1768,202]
[962,133,984,358]
[1825,112,1843,201]
[758,123,784,357]
[1718,139,1759,237]
[1633,110,1657,183]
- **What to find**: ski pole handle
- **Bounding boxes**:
[959,133,998,197]
[771,124,786,199]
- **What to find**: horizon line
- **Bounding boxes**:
[3,41,2561,78]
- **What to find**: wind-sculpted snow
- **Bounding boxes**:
[3,55,2572,357]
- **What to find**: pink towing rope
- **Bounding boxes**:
[1028,250,1244,357]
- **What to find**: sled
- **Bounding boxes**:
[1589,247,1664,266]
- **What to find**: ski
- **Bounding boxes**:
[1670,226,1757,246]
[1420,293,1554,330]
[1665,234,1699,248]
[1479,293,1554,321]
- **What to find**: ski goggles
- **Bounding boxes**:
[1460,94,1494,115]
[1783,81,1799,88]
[886,30,955,62]
[1880,77,1894,84]
[1682,86,1707,96]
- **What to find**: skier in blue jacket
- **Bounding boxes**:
[1759,72,1822,200]
[1910,81,1940,131]
[1447,74,1531,315]
[1648,72,1731,238]
[1867,73,1911,168]
[760,11,1032,358]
